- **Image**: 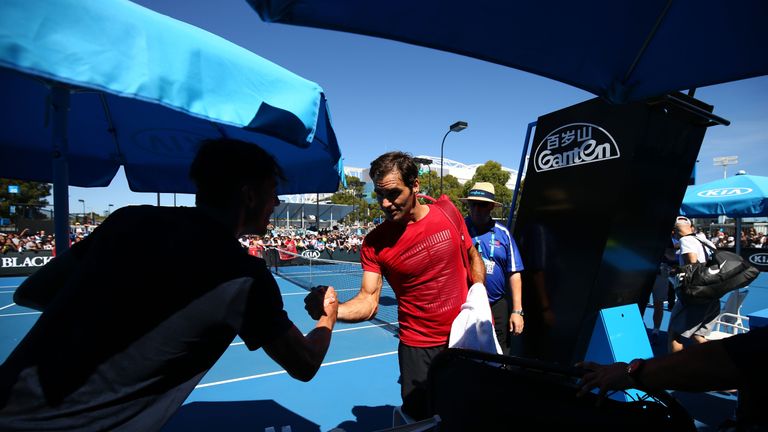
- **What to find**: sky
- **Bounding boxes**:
[64,0,768,215]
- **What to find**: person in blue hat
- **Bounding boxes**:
[461,182,525,355]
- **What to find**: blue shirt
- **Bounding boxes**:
[465,218,524,303]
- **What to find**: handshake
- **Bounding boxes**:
[304,285,338,320]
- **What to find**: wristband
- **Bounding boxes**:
[511,310,524,316]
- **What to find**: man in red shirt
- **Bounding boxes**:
[336,151,485,420]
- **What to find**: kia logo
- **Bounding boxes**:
[697,187,753,198]
[301,250,321,259]
[749,253,768,266]
[533,123,620,173]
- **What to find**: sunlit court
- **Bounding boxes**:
[4,272,767,430]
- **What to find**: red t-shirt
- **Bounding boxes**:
[361,204,472,347]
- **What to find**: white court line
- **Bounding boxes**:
[0,311,40,317]
[0,303,16,311]
[196,350,398,389]
[281,288,361,296]
[227,321,399,347]
[0,290,15,294]
[280,291,310,296]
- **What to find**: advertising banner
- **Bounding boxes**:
[724,248,768,272]
[0,251,54,276]
[514,94,712,364]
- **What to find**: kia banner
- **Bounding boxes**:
[747,249,768,271]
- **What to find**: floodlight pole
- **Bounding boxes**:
[439,121,468,196]
[78,199,85,223]
[713,156,738,179]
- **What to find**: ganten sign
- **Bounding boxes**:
[697,187,753,198]
[533,123,620,173]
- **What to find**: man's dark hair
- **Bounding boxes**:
[369,151,418,188]
[189,138,283,208]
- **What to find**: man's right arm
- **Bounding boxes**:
[264,287,338,382]
[577,335,743,396]
[337,271,382,322]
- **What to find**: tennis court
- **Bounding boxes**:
[3,266,767,431]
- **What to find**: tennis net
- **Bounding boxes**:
[267,248,399,334]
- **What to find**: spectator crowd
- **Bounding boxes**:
[239,223,373,259]
[2,223,765,256]
[708,226,767,249]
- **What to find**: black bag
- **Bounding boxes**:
[428,349,696,431]
[678,236,759,304]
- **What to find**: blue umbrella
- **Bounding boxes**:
[249,0,768,104]
[0,0,344,252]
[681,175,768,218]
[681,174,768,255]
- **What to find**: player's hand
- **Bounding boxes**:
[304,285,336,320]
[509,313,524,336]
[322,286,338,319]
[575,361,633,400]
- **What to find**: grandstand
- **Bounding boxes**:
[278,159,519,205]
[412,155,519,190]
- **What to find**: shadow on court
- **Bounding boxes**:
[334,405,396,432]
[162,400,320,432]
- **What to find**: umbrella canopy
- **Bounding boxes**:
[0,0,344,252]
[681,175,768,218]
[249,0,768,104]
[0,0,343,196]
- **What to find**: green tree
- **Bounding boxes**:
[330,177,370,223]
[0,179,52,222]
[417,169,440,199]
[439,174,465,209]
[460,161,513,221]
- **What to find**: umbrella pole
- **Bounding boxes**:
[735,217,742,256]
[52,86,71,255]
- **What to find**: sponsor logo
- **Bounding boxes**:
[301,250,321,259]
[132,129,204,158]
[1,256,54,268]
[696,187,753,198]
[749,253,768,266]
[533,123,620,172]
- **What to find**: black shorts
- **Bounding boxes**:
[398,342,446,421]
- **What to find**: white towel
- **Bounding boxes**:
[448,282,503,354]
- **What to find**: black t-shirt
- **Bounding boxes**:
[0,206,293,431]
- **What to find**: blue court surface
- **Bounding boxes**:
[2,272,767,431]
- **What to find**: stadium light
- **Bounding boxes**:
[440,121,468,195]
[713,156,738,179]
[77,199,85,222]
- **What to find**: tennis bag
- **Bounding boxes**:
[427,349,695,431]
[678,236,759,304]
[420,194,475,288]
